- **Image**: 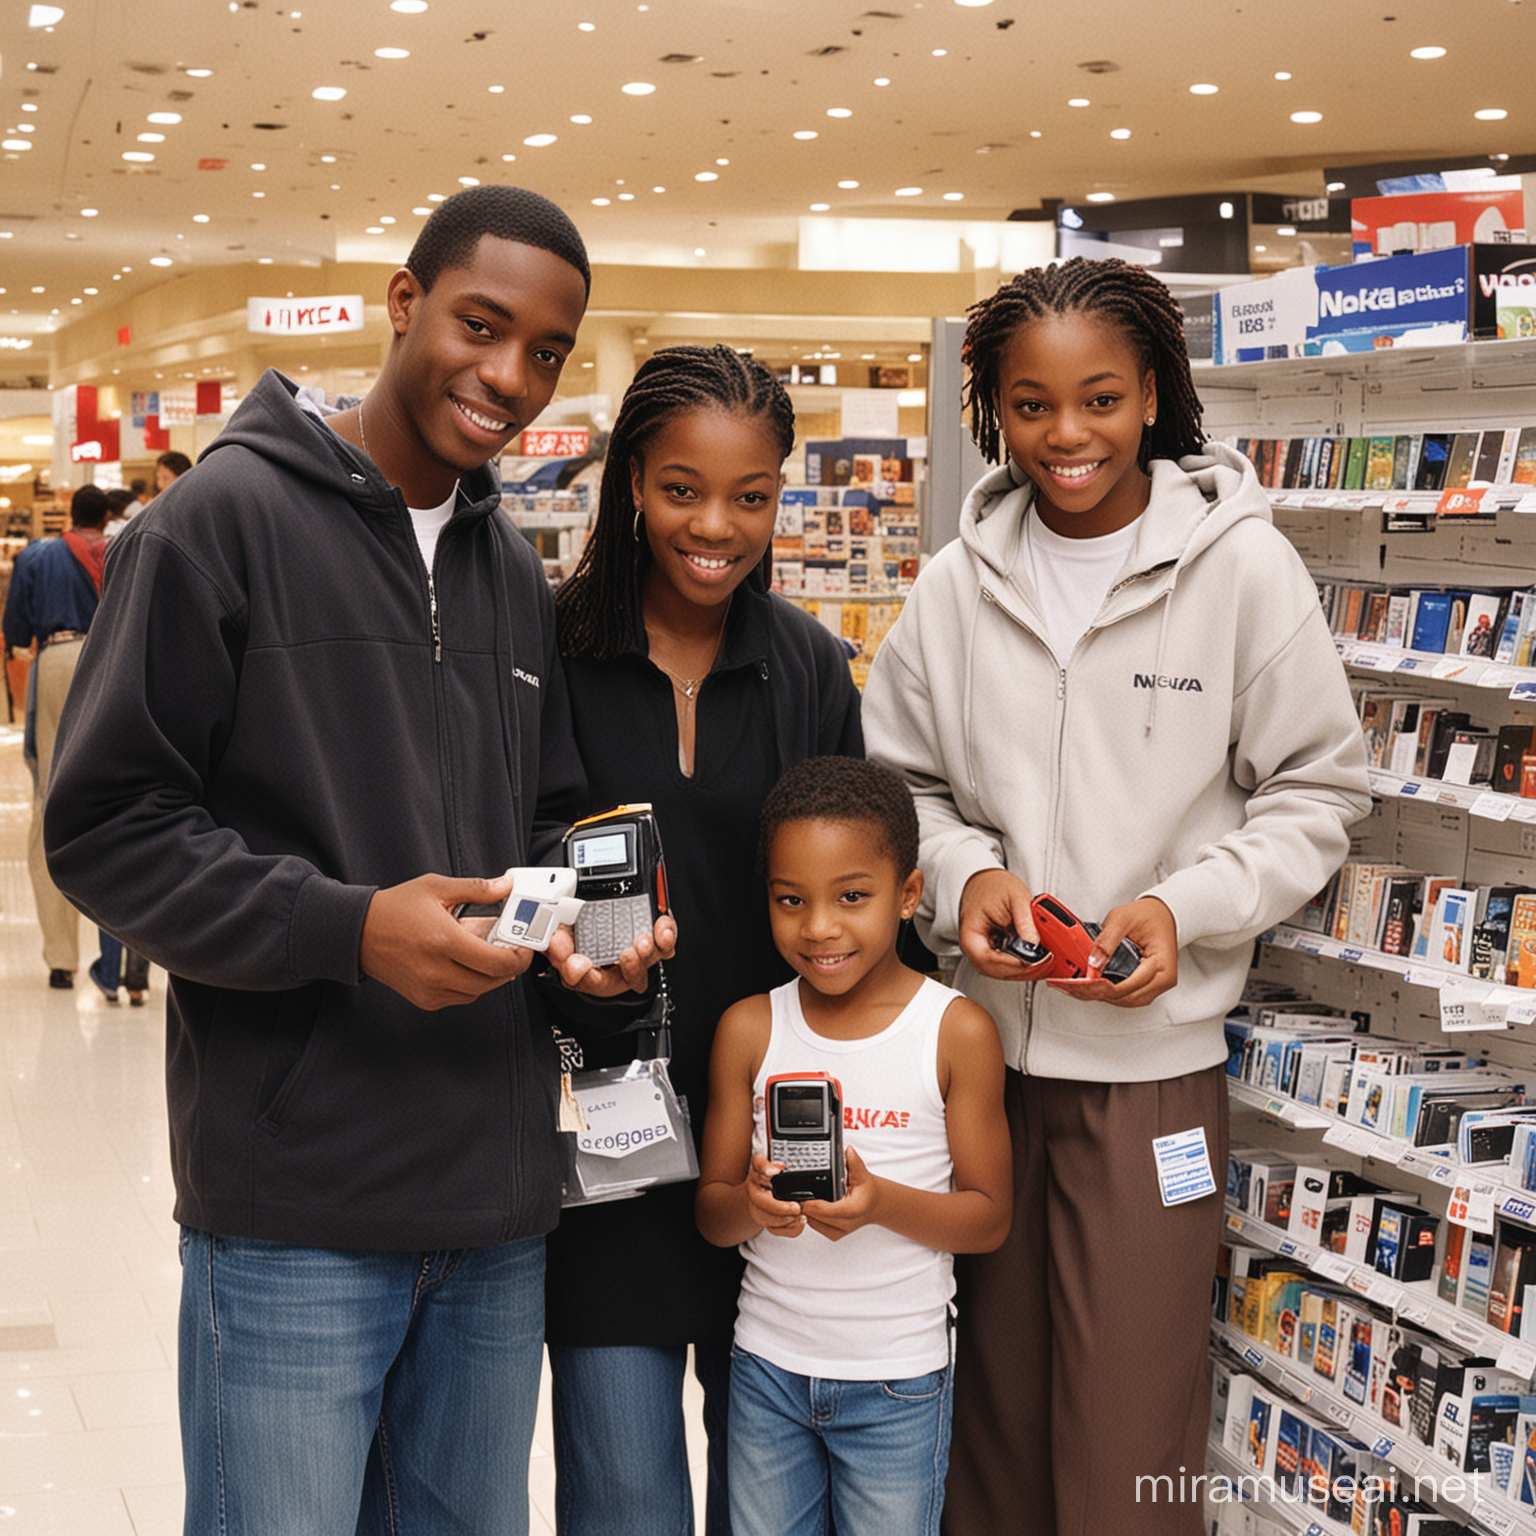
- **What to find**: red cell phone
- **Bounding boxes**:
[993,894,1142,984]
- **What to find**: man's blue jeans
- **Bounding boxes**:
[178,1228,545,1535]
[548,1341,731,1535]
[727,1346,953,1536]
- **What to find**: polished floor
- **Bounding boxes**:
[0,726,707,1532]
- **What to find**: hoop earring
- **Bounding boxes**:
[633,505,643,542]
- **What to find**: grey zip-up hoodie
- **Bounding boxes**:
[863,442,1371,1082]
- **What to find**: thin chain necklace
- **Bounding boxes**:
[650,601,730,701]
[357,399,372,461]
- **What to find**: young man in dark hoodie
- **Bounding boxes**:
[44,186,657,1535]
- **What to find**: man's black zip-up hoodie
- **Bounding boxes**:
[45,369,589,1250]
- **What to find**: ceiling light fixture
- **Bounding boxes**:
[28,5,64,25]
[81,207,98,217]
[1274,71,1292,81]
[312,87,347,102]
[794,130,818,140]
[122,150,154,162]
[694,170,718,182]
[1086,191,1115,203]
[1475,107,1508,120]
[1410,45,1446,59]
[193,213,209,222]
[591,197,610,206]
[147,112,182,125]
[523,133,557,147]
[810,202,830,211]
[621,82,656,96]
[943,191,964,201]
[1290,110,1322,123]
[150,256,173,267]
[874,77,891,87]
[375,47,409,59]
[838,179,860,189]
[827,108,852,118]
[571,114,592,124]
[895,186,922,196]
[1110,128,1131,139]
[1189,83,1218,95]
[390,0,428,11]
[1068,97,1090,107]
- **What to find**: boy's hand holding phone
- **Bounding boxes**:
[746,1152,808,1238]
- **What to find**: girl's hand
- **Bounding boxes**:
[801,1147,878,1241]
[746,1153,807,1238]
[958,868,1056,982]
[1047,895,1178,1008]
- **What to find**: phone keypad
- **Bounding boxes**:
[770,1139,831,1170]
[573,894,655,965]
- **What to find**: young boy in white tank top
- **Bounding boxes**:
[697,756,1012,1536]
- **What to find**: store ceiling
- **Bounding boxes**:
[1,0,1532,380]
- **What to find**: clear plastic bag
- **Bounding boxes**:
[560,1056,699,1207]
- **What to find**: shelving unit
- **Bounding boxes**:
[1216,333,1536,1535]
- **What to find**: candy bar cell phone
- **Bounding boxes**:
[485,867,584,951]
[1030,893,1142,983]
[992,929,1052,968]
[563,805,669,966]
[766,1073,845,1203]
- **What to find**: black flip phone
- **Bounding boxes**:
[767,1073,846,1203]
[563,805,669,965]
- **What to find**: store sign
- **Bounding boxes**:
[70,440,103,462]
[247,296,365,336]
[521,427,590,457]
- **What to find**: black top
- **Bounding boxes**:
[45,369,589,1251]
[545,578,862,1346]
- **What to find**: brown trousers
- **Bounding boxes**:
[943,1064,1228,1536]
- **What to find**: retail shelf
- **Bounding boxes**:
[1223,1205,1536,1384]
[1211,1318,1535,1535]
[1204,1432,1356,1536]
[1336,639,1536,703]
[1193,336,1536,394]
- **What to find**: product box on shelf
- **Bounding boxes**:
[1351,187,1528,260]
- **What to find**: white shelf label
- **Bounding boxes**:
[1509,998,1536,1027]
[1473,792,1517,821]
[1447,1180,1498,1234]
[1496,1338,1536,1382]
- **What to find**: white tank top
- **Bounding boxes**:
[734,975,957,1380]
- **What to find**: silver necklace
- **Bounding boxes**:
[357,399,372,460]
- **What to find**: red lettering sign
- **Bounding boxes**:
[520,428,591,458]
[1436,487,1487,518]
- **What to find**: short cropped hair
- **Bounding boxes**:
[70,483,110,530]
[156,451,193,478]
[405,185,591,296]
[759,756,920,880]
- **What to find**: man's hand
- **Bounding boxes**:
[360,872,535,1009]
[1046,895,1179,1008]
[545,912,679,998]
[958,867,1056,981]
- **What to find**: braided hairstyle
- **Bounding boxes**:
[406,184,590,296]
[556,344,796,660]
[961,257,1205,471]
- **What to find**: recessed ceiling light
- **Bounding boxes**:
[193,213,209,222]
[3,140,32,151]
[907,354,922,362]
[138,132,165,143]
[1086,192,1115,203]
[1189,83,1218,95]
[258,257,273,265]
[1410,45,1446,59]
[618,192,634,201]
[183,67,213,77]
[652,185,666,193]
[30,285,44,293]
[1110,128,1131,139]
[895,186,922,197]
[147,112,182,125]
[571,114,592,124]
[380,216,396,225]
[694,171,718,182]
[253,190,265,198]
[577,21,595,31]
[375,47,409,59]
[80,207,98,217]
[838,179,860,189]
[1290,110,1322,124]
[150,256,173,267]
[28,5,64,25]
[390,0,428,11]
[121,150,154,162]
[715,158,729,166]
[1029,130,1043,138]
[943,191,964,201]
[810,202,830,211]
[500,154,516,163]
[591,197,611,206]
[15,124,35,134]
[320,154,336,163]
[251,162,265,171]
[931,48,947,57]
[955,0,994,6]
[1274,71,1292,81]
[523,133,558,147]
[312,87,347,102]
[694,248,706,258]
[1254,244,1268,254]
[793,130,818,140]
[1068,97,1090,107]
[1475,108,1508,120]
[84,287,97,295]
[827,107,852,118]
[622,82,656,96]
[458,176,479,186]
[412,206,432,215]
[1276,225,1297,236]
[874,77,891,87]
[21,103,37,112]
[488,85,505,93]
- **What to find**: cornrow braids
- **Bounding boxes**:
[961,257,1206,471]
[758,755,921,881]
[556,344,796,660]
[406,185,590,296]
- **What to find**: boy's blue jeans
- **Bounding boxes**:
[726,1345,953,1536]
[178,1227,544,1535]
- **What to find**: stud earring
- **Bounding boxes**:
[1144,416,1156,427]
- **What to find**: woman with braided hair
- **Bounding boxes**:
[547,344,862,1535]
[862,258,1369,1534]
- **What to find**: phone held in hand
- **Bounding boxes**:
[992,892,1142,983]
[767,1072,846,1203]
[563,805,670,966]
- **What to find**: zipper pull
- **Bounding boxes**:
[1057,666,1066,701]
[427,569,442,663]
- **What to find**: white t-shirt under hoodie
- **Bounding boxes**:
[735,975,959,1381]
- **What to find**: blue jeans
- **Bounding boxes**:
[178,1228,545,1536]
[549,1341,731,1536]
[727,1347,953,1536]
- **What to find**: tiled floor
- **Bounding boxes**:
[0,726,707,1532]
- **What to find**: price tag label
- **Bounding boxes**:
[1398,780,1424,797]
[1498,1189,1536,1223]
[1316,1253,1353,1283]
[1395,655,1426,673]
[1348,1270,1374,1297]
[1371,1435,1395,1457]
[1370,1276,1405,1310]
[1473,1504,1517,1536]
[1225,1211,1245,1234]
[1264,1098,1288,1117]
[1429,1162,1459,1184]
[1497,1338,1536,1382]
[1406,966,1449,990]
[1243,1346,1264,1370]
[1447,1180,1498,1233]
[1441,979,1498,1032]
[1325,1403,1354,1430]
[1448,1313,1486,1347]
[1437,486,1488,517]
[1399,1297,1432,1325]
[1511,799,1536,823]
[1278,1239,1299,1257]
[1338,947,1364,963]
[1473,792,1517,821]
[1431,657,1475,681]
[1507,997,1536,1028]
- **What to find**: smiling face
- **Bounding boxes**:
[381,234,588,506]
[996,311,1157,539]
[632,406,785,622]
[766,817,922,1006]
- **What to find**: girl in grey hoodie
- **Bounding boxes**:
[863,258,1370,1536]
